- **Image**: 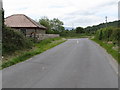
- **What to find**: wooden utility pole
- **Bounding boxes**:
[105,16,108,28]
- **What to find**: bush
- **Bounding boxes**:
[2,26,33,55]
[95,27,120,45]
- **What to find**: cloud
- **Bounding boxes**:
[60,0,118,27]
[3,0,118,27]
[62,15,104,27]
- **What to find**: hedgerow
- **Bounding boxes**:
[95,27,120,45]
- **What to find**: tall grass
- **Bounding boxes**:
[2,37,66,69]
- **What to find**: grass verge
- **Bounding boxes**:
[1,37,66,69]
[91,38,119,63]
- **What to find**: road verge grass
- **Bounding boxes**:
[91,38,119,63]
[1,37,66,69]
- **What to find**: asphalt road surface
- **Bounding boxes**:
[2,38,118,88]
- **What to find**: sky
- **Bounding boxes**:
[3,0,119,28]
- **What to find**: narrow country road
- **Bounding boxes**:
[2,38,118,88]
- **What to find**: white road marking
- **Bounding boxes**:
[77,40,79,44]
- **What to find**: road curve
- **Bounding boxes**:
[2,38,118,88]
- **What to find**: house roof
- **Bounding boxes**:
[5,14,46,29]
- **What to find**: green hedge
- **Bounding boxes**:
[95,27,120,45]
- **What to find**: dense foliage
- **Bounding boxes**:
[76,27,85,34]
[2,26,33,55]
[0,10,2,28]
[95,27,120,45]
[39,17,65,34]
[39,17,87,37]
[84,20,119,34]
[0,9,4,57]
[0,9,4,28]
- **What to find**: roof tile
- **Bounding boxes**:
[5,14,46,29]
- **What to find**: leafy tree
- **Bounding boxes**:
[50,18,64,32]
[76,27,84,34]
[39,17,65,34]
[39,17,52,34]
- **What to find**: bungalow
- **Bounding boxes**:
[5,14,46,36]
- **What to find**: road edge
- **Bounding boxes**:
[90,39,118,75]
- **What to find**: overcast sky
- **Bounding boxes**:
[3,0,119,28]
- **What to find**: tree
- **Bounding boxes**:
[51,18,64,32]
[39,17,52,34]
[76,27,84,34]
[39,17,65,34]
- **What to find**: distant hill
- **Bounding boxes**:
[65,27,74,30]
[85,20,120,32]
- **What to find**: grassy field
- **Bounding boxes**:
[91,38,119,63]
[1,37,66,69]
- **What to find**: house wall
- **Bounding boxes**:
[13,28,46,36]
[26,29,34,35]
[37,29,46,34]
[12,28,59,41]
[26,28,45,35]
